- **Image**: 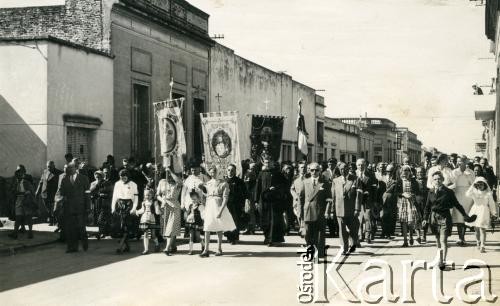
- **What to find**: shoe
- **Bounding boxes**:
[402,242,408,248]
[8,233,18,239]
[348,245,356,254]
[54,228,60,233]
[416,237,422,244]
[367,238,372,244]
[480,247,486,253]
[199,252,209,258]
[187,251,193,255]
[19,227,26,233]
[142,250,149,255]
[409,238,414,246]
[342,250,348,256]
[215,250,223,256]
[123,245,130,253]
[230,241,236,245]
[242,230,253,235]
[421,238,426,244]
[164,250,171,256]
[171,246,178,253]
[476,241,481,250]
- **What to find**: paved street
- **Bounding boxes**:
[1,228,499,306]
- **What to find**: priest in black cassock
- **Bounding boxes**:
[254,159,288,246]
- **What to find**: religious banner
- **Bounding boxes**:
[155,98,186,173]
[250,115,285,163]
[200,111,242,178]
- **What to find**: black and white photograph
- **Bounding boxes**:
[0,0,500,305]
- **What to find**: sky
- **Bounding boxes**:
[190,0,496,157]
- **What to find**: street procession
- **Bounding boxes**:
[1,0,500,305]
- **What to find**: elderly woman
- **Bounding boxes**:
[396,165,420,247]
[156,168,183,256]
[8,165,36,239]
[89,170,114,239]
[200,166,236,257]
[111,169,138,254]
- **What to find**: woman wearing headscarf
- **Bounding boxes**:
[465,177,498,253]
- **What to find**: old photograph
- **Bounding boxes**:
[0,0,499,305]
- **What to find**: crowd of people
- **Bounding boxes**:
[2,152,499,268]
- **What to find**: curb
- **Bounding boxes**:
[0,238,59,256]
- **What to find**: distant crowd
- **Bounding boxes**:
[1,152,498,268]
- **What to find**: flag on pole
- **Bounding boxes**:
[296,98,308,156]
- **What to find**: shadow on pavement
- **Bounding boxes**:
[0,238,143,292]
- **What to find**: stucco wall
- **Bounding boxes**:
[210,43,318,161]
[111,8,210,161]
[47,42,114,169]
[0,42,48,177]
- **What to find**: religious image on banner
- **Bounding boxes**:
[201,111,242,178]
[250,115,285,163]
[156,98,186,173]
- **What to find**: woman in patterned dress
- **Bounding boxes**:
[199,166,236,257]
[156,168,182,256]
[396,165,420,247]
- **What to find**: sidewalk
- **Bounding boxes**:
[0,218,97,256]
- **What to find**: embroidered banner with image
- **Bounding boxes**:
[156,98,186,173]
[250,115,285,163]
[200,111,241,178]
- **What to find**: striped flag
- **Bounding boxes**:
[296,98,308,156]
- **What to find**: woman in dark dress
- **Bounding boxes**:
[8,165,36,239]
[89,170,114,239]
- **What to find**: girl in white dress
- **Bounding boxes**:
[465,177,498,253]
[200,166,236,257]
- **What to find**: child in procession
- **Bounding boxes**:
[136,189,160,255]
[465,177,498,253]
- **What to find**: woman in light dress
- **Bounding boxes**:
[156,168,182,256]
[200,166,236,257]
[465,177,498,253]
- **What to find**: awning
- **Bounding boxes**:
[474,110,495,121]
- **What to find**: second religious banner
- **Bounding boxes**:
[200,111,242,178]
[250,115,285,163]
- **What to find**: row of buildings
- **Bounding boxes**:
[0,0,423,177]
[323,117,422,165]
[478,1,500,176]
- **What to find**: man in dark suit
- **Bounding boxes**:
[55,162,90,253]
[301,162,332,258]
[356,158,377,244]
[36,161,62,225]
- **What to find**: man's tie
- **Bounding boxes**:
[313,179,316,187]
[70,175,75,184]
